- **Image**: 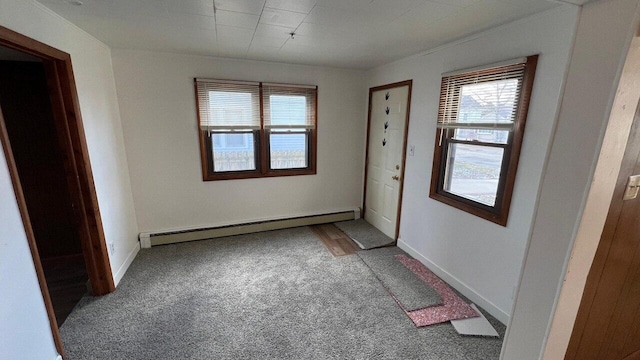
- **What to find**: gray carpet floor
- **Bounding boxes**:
[60,227,505,360]
[358,247,443,311]
[334,219,394,249]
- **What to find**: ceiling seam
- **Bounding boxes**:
[280,3,317,51]
[212,0,219,43]
[247,1,268,56]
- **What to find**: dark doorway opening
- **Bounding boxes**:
[0,25,115,357]
[0,54,88,325]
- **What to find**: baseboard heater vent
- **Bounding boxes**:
[140,209,359,248]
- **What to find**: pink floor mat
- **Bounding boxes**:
[394,255,479,327]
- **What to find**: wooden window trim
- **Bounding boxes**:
[429,55,538,226]
[195,80,318,181]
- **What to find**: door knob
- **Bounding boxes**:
[392,175,399,181]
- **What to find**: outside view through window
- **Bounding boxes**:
[209,91,255,172]
[209,92,307,172]
[443,79,518,206]
[269,95,308,169]
[445,143,504,206]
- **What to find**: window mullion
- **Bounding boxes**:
[259,82,267,175]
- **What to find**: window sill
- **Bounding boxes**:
[202,168,316,181]
[428,191,508,226]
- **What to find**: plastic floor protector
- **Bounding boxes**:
[358,248,443,311]
[395,255,479,327]
[450,304,500,337]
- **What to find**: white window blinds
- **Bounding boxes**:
[195,79,261,131]
[262,84,317,130]
[437,60,526,131]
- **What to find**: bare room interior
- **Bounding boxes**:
[2,0,640,359]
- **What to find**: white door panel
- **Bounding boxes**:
[364,83,411,239]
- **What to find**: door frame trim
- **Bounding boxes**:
[362,80,413,240]
[0,25,115,357]
[564,101,640,359]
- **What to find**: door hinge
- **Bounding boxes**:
[623,175,640,200]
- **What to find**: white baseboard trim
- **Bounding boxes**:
[113,243,140,286]
[398,238,510,325]
[140,209,359,247]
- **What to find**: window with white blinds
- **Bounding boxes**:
[262,84,317,130]
[194,78,318,180]
[195,80,261,131]
[437,62,525,132]
[429,55,538,226]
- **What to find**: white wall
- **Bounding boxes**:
[0,0,139,285]
[506,0,640,359]
[0,153,59,360]
[111,50,366,233]
[543,9,640,358]
[366,5,579,324]
[0,0,139,357]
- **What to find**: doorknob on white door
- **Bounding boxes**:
[392,175,399,181]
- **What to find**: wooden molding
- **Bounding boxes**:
[565,102,640,359]
[362,80,413,240]
[0,24,117,358]
[428,55,538,227]
[195,79,318,181]
[0,106,65,358]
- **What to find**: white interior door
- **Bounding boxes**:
[364,83,410,238]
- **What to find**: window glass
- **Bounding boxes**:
[211,133,256,172]
[443,143,504,206]
[457,79,519,124]
[269,95,307,128]
[196,79,317,180]
[208,91,254,127]
[453,129,509,144]
[430,56,537,225]
[269,131,308,169]
[223,133,248,148]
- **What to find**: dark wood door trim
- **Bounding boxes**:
[0,107,65,357]
[565,100,640,359]
[0,25,116,357]
[362,80,413,240]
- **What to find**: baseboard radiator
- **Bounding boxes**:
[139,209,360,248]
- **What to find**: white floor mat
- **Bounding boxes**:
[450,304,499,337]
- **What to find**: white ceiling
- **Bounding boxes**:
[37,0,577,69]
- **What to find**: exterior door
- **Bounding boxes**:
[566,102,640,360]
[363,81,412,239]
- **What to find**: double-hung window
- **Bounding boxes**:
[429,55,538,226]
[195,79,317,181]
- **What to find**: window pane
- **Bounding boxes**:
[270,132,308,169]
[211,133,256,172]
[453,129,510,144]
[208,91,257,128]
[269,95,307,127]
[458,79,519,124]
[444,143,504,207]
[224,133,248,148]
